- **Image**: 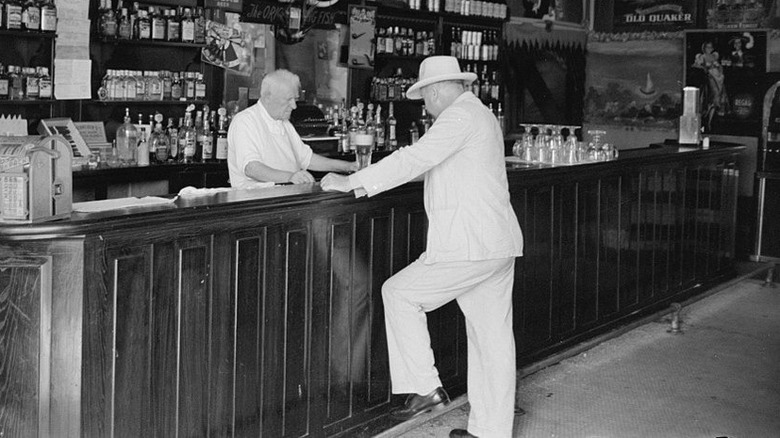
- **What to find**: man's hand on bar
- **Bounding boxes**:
[320,173,352,193]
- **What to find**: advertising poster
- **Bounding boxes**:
[613,0,696,32]
[347,5,375,69]
[684,29,768,135]
[202,20,255,76]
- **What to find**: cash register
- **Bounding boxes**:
[0,135,73,223]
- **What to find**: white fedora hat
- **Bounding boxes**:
[405,56,477,100]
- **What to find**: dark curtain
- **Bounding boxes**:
[501,38,585,134]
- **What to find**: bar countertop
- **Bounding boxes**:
[0,142,744,240]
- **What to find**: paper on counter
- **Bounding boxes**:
[73,196,175,213]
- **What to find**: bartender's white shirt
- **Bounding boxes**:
[349,91,524,264]
[227,101,313,188]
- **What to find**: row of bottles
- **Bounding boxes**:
[370,68,417,102]
[98,69,206,101]
[466,63,501,102]
[407,0,440,12]
[442,0,507,19]
[112,104,229,167]
[325,100,397,153]
[0,63,52,100]
[449,28,499,61]
[1,0,57,32]
[376,27,436,58]
[97,0,208,43]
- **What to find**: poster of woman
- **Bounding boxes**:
[684,30,767,135]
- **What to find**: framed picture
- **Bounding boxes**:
[683,29,768,136]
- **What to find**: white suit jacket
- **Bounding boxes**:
[350,92,523,264]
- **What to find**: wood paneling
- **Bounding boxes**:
[1,147,742,437]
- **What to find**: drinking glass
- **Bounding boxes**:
[355,134,374,170]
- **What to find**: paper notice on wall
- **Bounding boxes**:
[56,18,91,59]
[54,59,92,100]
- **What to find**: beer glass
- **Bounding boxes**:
[355,134,374,170]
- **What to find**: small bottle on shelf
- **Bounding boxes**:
[179,105,196,163]
[166,9,180,42]
[117,7,132,39]
[180,7,195,43]
[150,113,169,163]
[5,0,24,30]
[375,105,385,150]
[409,122,419,145]
[40,0,57,32]
[215,107,229,162]
[22,0,41,32]
[198,108,213,161]
[0,64,10,100]
[387,102,397,150]
[150,6,165,40]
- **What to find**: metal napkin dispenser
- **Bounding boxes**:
[0,135,72,223]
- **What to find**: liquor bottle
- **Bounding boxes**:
[194,7,206,44]
[166,9,180,42]
[135,8,150,39]
[180,7,194,43]
[384,26,394,55]
[22,0,40,31]
[0,64,10,100]
[215,107,228,162]
[22,66,38,99]
[99,0,117,38]
[194,72,206,100]
[150,6,165,40]
[193,110,203,161]
[37,66,51,99]
[393,26,403,56]
[136,114,150,166]
[117,7,132,39]
[374,105,385,150]
[198,109,213,161]
[116,107,138,165]
[5,0,24,30]
[387,102,397,150]
[184,72,196,100]
[376,27,385,55]
[170,71,182,100]
[40,0,56,32]
[179,106,196,163]
[133,70,145,99]
[150,113,169,163]
[167,117,179,161]
[409,122,419,144]
[419,105,431,134]
[8,65,23,100]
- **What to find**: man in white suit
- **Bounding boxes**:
[321,56,523,438]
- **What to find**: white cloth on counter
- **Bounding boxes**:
[176,182,274,198]
[73,196,175,213]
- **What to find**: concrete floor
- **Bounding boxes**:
[380,270,780,438]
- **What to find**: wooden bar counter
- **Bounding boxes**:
[0,143,742,437]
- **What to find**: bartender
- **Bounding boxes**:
[227,69,357,188]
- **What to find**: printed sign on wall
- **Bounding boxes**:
[613,0,696,32]
[347,5,375,69]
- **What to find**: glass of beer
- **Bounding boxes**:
[355,133,374,170]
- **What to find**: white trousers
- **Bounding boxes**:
[382,255,516,438]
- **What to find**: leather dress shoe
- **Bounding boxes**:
[390,387,450,420]
[450,429,478,438]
